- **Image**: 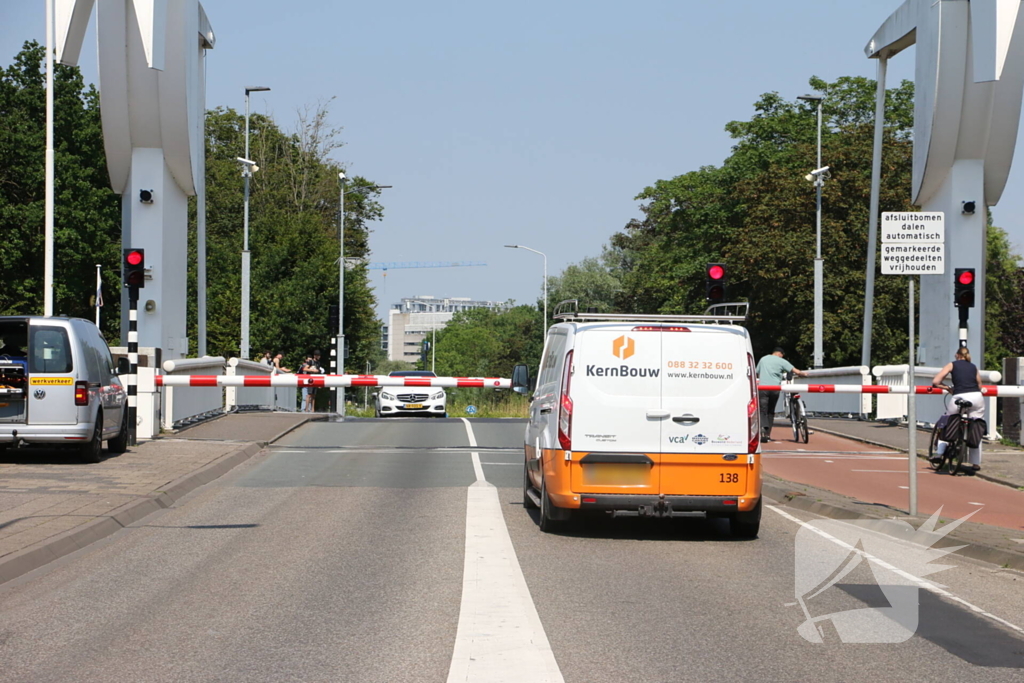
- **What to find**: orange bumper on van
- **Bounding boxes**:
[540,448,762,516]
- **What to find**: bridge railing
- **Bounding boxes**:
[225,358,297,412]
[161,356,227,430]
[787,366,871,417]
[873,364,1002,436]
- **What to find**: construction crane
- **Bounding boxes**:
[364,261,487,292]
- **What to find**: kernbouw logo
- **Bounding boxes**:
[790,508,975,643]
[612,335,635,360]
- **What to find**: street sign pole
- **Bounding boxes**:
[881,211,944,518]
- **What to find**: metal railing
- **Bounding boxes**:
[225,358,297,412]
[161,356,226,430]
[785,366,872,417]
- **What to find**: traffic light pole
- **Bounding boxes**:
[127,285,139,447]
[907,277,917,517]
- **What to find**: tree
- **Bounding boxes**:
[546,249,621,314]
[0,42,122,340]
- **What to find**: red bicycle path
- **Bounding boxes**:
[760,425,1024,532]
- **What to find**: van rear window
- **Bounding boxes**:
[29,327,73,374]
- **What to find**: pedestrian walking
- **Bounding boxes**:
[756,347,808,442]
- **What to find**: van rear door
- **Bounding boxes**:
[659,326,752,495]
[26,324,77,426]
[569,325,662,495]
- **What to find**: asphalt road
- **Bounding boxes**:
[1,417,1022,682]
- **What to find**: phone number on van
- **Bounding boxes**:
[666,361,733,370]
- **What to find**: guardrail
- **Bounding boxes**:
[787,366,871,417]
[156,374,512,389]
[225,358,297,412]
[161,356,226,430]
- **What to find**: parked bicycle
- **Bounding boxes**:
[783,371,809,444]
[928,396,977,476]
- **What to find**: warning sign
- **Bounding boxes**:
[880,211,944,275]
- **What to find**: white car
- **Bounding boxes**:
[374,371,447,418]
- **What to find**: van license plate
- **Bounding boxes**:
[404,403,423,409]
[582,463,649,486]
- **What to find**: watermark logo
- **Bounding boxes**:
[791,508,975,643]
[612,335,635,360]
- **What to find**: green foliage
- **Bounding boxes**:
[432,305,545,380]
[607,76,1014,369]
[546,249,621,313]
[189,103,383,372]
[0,42,122,341]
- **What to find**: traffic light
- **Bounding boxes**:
[328,304,339,333]
[705,263,727,303]
[123,248,145,288]
[954,268,975,308]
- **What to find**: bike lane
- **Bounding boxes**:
[761,426,1024,532]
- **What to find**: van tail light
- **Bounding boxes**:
[558,350,574,451]
[746,353,759,453]
[74,380,89,406]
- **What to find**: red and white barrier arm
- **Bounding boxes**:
[154,374,511,389]
[758,384,1024,397]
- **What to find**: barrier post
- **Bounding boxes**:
[908,278,917,517]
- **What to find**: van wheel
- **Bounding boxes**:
[539,477,569,532]
[730,498,761,539]
[107,408,129,454]
[80,416,103,464]
[523,464,539,510]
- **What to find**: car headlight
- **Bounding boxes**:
[381,391,396,401]
[431,390,445,400]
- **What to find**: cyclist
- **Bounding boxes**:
[756,347,809,443]
[929,346,985,472]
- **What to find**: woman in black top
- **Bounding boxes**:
[930,347,985,471]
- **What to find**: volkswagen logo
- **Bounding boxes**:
[33,389,46,400]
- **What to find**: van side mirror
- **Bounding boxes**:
[116,357,130,376]
[511,364,530,394]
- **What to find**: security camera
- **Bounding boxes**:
[804,166,831,182]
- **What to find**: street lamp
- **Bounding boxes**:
[239,85,270,360]
[335,173,391,415]
[505,244,548,331]
[798,93,825,368]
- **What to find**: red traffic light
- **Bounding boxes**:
[126,250,144,266]
[957,270,974,286]
[708,265,725,281]
[123,248,146,289]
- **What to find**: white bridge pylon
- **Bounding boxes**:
[761,384,1024,397]
[155,374,511,389]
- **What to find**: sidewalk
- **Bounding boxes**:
[807,417,1024,490]
[0,411,320,585]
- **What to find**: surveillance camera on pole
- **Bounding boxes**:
[804,166,830,182]
[236,157,259,174]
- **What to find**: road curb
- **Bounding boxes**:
[0,442,263,586]
[762,478,1024,572]
[807,423,1023,491]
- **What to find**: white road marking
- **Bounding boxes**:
[898,486,910,489]
[768,504,1024,637]
[824,460,834,463]
[448,419,563,682]
[968,502,985,506]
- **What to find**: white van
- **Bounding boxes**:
[0,316,128,462]
[511,305,762,537]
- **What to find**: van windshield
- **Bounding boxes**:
[29,326,73,373]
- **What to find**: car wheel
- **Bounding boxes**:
[107,408,129,454]
[730,498,761,539]
[539,476,566,533]
[523,463,539,510]
[80,414,103,464]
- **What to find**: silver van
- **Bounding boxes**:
[0,316,128,462]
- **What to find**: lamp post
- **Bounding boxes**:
[505,244,548,330]
[335,175,391,415]
[239,85,270,360]
[798,94,825,368]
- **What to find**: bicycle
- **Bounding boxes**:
[782,372,809,444]
[929,396,974,476]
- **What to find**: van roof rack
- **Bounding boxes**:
[552,299,748,325]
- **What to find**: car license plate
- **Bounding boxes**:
[404,403,423,409]
[582,463,649,486]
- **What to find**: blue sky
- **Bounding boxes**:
[6,1,1020,322]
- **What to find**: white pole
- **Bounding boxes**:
[197,102,208,356]
[95,264,101,327]
[240,90,251,360]
[908,277,917,516]
[813,99,824,368]
[44,0,55,317]
[542,251,548,330]
[432,325,436,373]
[862,55,888,368]
[339,176,346,418]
